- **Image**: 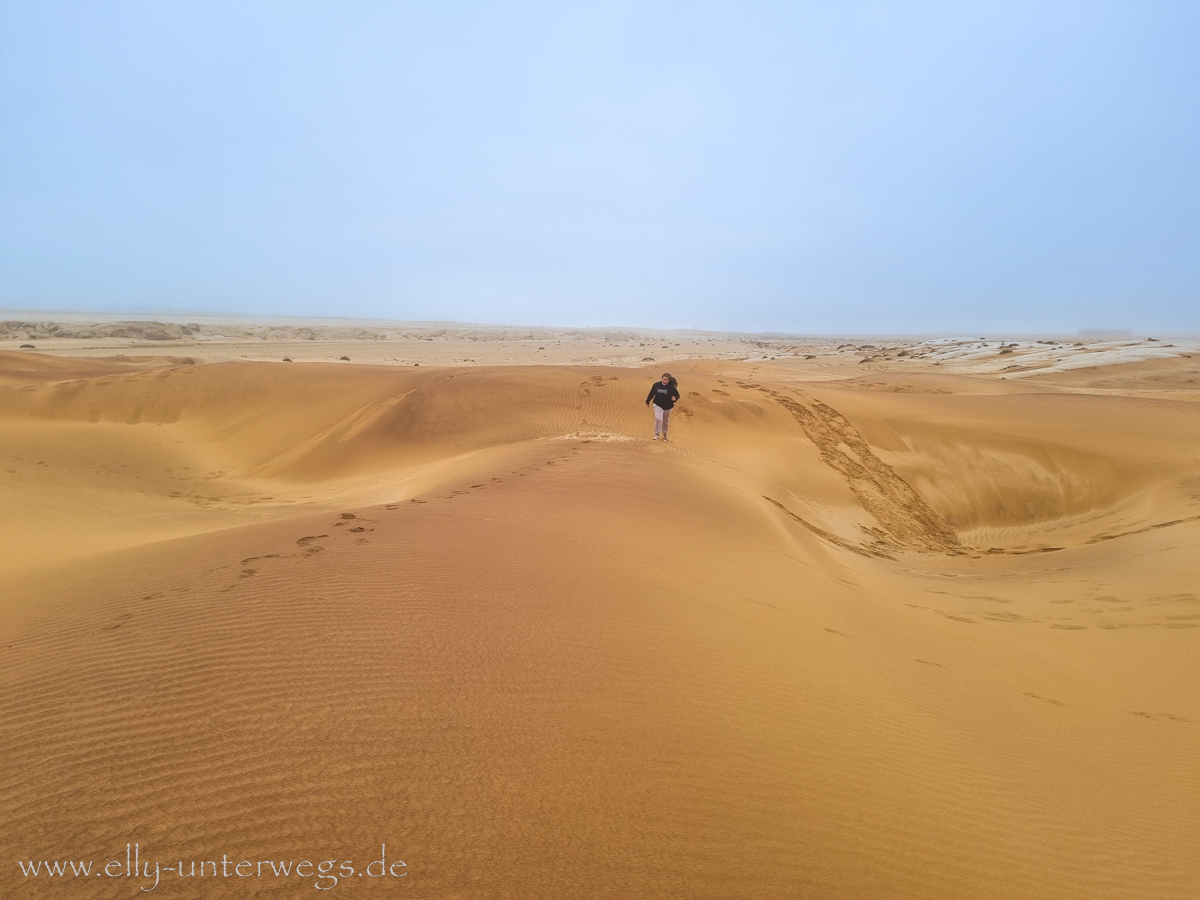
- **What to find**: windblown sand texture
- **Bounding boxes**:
[2,324,1199,899]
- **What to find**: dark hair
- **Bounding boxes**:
[661,372,677,388]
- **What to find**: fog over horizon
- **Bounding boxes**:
[2,2,1198,335]
[1,306,1190,342]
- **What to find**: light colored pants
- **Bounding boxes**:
[654,405,672,435]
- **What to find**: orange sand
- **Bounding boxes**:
[1,334,1198,899]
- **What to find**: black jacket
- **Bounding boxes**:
[646,381,680,410]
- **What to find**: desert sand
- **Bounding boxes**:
[2,316,1199,898]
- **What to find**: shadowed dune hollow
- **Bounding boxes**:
[1,351,1198,899]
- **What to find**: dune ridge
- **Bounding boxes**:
[2,346,1198,898]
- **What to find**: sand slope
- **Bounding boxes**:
[1,351,1198,898]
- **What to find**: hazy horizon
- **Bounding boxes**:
[7,305,1195,343]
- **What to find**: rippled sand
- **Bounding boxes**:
[2,332,1198,898]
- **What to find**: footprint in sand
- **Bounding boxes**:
[102,613,134,632]
[1024,692,1067,706]
[1132,711,1189,721]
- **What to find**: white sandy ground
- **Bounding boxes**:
[1,314,1199,899]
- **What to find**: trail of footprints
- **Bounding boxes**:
[907,590,1200,631]
[716,376,1169,559]
[172,445,596,599]
[111,440,592,609]
[708,378,964,557]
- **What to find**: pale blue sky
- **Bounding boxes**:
[2,1,1197,333]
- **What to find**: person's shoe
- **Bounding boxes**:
[652,434,658,440]
[662,435,669,442]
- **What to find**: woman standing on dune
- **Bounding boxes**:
[646,373,680,441]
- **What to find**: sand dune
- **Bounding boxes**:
[2,343,1198,898]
